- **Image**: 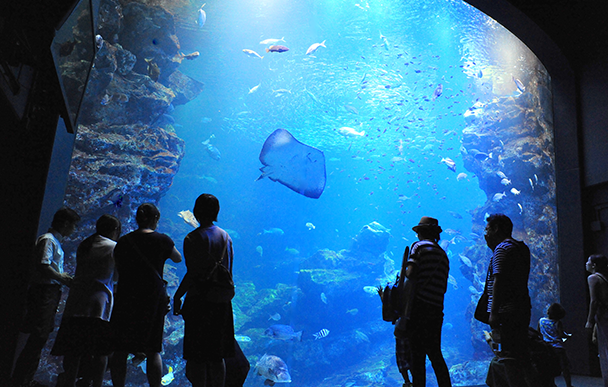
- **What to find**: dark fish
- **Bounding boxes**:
[432,84,443,100]
[266,45,289,53]
[264,324,302,341]
[59,39,78,57]
[112,93,129,103]
[205,144,221,161]
[255,354,291,386]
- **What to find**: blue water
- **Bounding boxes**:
[130,0,550,385]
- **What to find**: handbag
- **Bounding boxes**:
[474,291,490,324]
[201,236,235,303]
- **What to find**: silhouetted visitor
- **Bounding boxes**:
[11,207,80,387]
[174,194,236,387]
[110,203,182,387]
[482,214,531,360]
[402,216,451,387]
[586,254,608,386]
[52,214,121,387]
[538,303,573,387]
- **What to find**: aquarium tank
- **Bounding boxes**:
[38,0,558,385]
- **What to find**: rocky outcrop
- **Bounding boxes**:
[63,0,202,251]
[458,67,558,356]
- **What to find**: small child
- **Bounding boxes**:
[538,303,574,387]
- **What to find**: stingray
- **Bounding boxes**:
[256,129,326,199]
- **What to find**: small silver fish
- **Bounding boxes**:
[306,40,326,55]
[513,76,525,93]
[320,293,328,304]
[249,83,261,94]
[243,49,264,60]
[197,4,206,29]
[100,94,111,105]
[492,192,506,202]
[235,335,251,342]
[260,37,285,45]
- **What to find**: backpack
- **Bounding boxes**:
[528,327,562,379]
[381,275,414,323]
[380,246,414,323]
[198,233,235,303]
[203,256,235,303]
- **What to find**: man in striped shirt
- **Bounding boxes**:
[484,213,531,360]
[404,216,451,387]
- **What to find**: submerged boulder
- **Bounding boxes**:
[349,221,391,258]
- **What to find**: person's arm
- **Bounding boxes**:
[36,238,73,286]
[587,275,600,328]
[489,274,502,328]
[169,246,182,263]
[39,264,73,286]
[173,271,195,315]
[405,244,417,279]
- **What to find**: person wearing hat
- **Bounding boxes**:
[401,216,452,387]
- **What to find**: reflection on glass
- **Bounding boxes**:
[50,0,95,132]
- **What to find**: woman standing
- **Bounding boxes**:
[586,254,608,386]
[110,203,182,387]
[174,194,235,387]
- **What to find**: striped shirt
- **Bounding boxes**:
[408,239,449,308]
[486,238,530,313]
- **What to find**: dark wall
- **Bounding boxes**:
[0,71,75,381]
[580,59,608,187]
[466,0,590,374]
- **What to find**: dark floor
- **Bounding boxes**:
[555,375,604,387]
[465,375,603,387]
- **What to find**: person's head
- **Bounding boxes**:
[547,303,566,320]
[484,213,513,250]
[136,203,160,230]
[193,193,220,225]
[412,216,442,242]
[51,207,81,237]
[96,214,121,241]
[587,254,608,275]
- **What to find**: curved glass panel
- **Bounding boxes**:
[53,0,556,386]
